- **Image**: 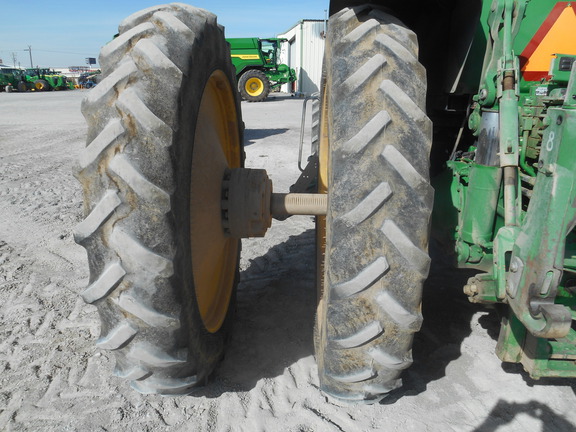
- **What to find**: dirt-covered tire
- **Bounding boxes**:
[238,69,270,102]
[74,3,243,395]
[17,82,27,92]
[315,5,433,403]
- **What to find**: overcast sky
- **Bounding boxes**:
[1,0,328,68]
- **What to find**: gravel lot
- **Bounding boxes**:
[1,89,576,431]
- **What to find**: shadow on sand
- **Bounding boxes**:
[196,229,317,397]
[243,128,289,145]
[473,400,575,431]
[193,228,576,421]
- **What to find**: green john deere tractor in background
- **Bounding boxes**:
[21,68,71,91]
[75,0,576,403]
[227,37,297,101]
[0,67,21,92]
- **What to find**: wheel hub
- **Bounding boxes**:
[222,168,273,238]
[221,167,327,238]
[245,77,263,96]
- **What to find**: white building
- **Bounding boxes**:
[277,19,326,96]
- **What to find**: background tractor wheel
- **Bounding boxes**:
[17,82,27,92]
[75,3,243,395]
[34,79,49,91]
[238,69,270,102]
[315,5,433,403]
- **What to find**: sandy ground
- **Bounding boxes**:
[1,90,576,431]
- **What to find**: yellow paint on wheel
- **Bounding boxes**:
[190,69,241,333]
[316,84,329,301]
[245,77,264,97]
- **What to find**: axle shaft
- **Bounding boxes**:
[222,168,327,238]
[271,193,327,217]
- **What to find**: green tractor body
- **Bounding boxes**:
[0,67,21,91]
[432,0,576,378]
[226,37,296,101]
[21,68,70,91]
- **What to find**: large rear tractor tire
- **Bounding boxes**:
[74,3,243,395]
[315,5,433,403]
[238,69,271,102]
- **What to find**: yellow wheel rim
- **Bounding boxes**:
[35,82,45,90]
[245,77,264,97]
[190,69,241,333]
[315,82,330,364]
[317,85,329,293]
